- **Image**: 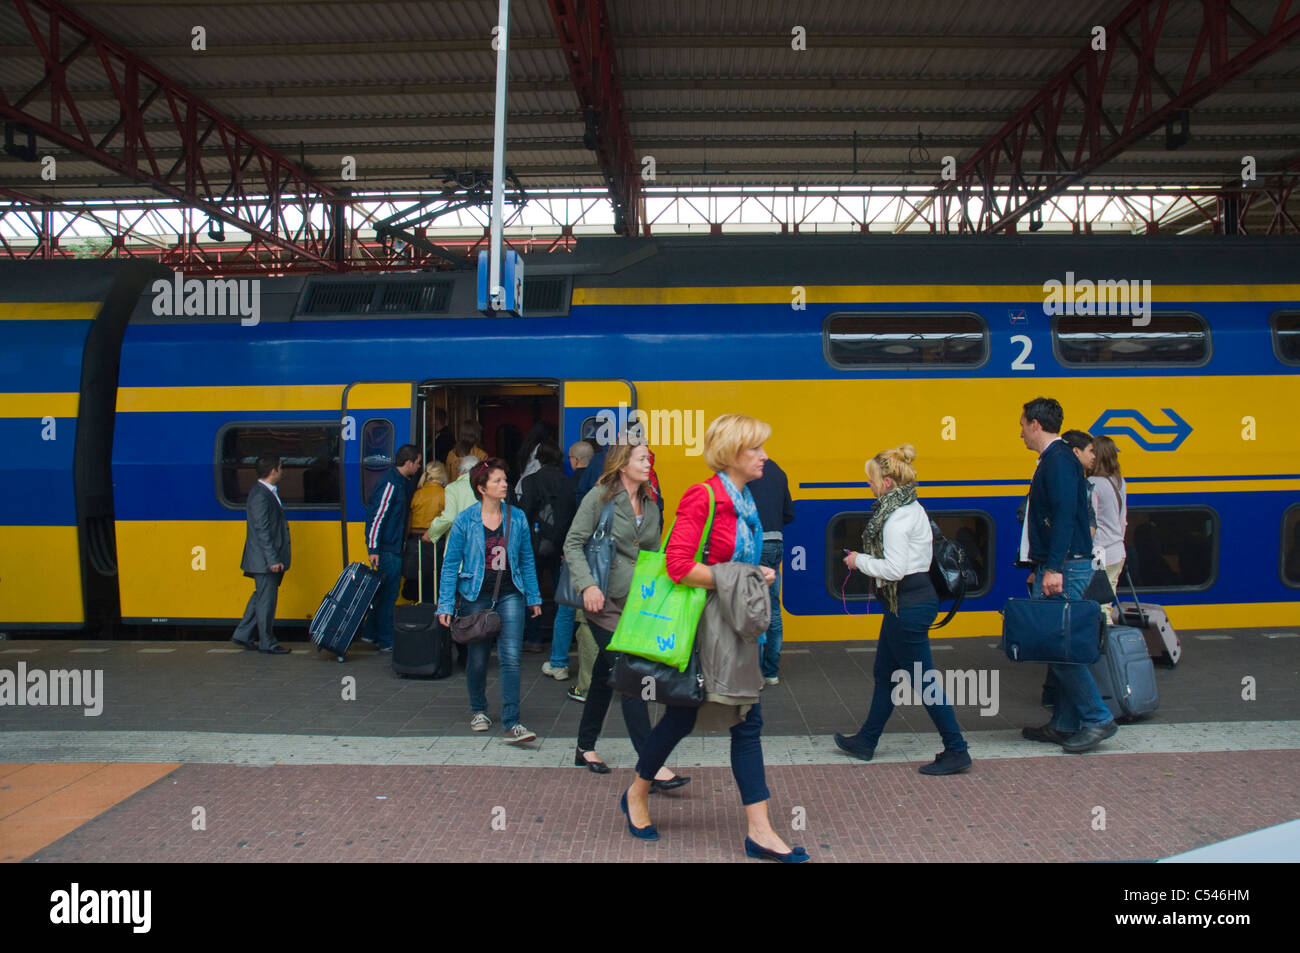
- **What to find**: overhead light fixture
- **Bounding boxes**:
[3,123,37,162]
[1165,110,1191,150]
[207,218,225,242]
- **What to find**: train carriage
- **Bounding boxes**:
[2,236,1298,637]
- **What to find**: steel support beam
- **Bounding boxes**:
[547,0,640,235]
[0,0,344,266]
[928,0,1300,234]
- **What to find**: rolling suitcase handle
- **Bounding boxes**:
[1122,565,1147,626]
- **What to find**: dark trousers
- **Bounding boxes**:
[363,551,402,650]
[577,621,653,752]
[524,552,561,645]
[854,599,969,754]
[233,571,284,649]
[636,702,771,806]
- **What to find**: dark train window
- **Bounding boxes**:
[1124,506,1217,592]
[1054,312,1210,366]
[1272,312,1300,366]
[824,313,988,368]
[218,424,341,508]
[826,510,994,600]
[360,418,395,505]
[1283,505,1300,588]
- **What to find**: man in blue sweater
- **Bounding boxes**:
[747,458,796,684]
[1016,397,1117,753]
[363,444,422,652]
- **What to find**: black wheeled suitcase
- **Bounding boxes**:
[1089,624,1159,722]
[310,562,381,662]
[393,538,453,678]
[1117,568,1182,667]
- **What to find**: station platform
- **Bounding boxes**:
[2,628,1297,863]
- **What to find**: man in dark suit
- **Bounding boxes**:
[1016,397,1116,753]
[232,454,292,654]
[747,457,795,685]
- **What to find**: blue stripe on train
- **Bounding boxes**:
[0,417,77,525]
[781,490,1299,616]
[113,409,347,522]
[114,301,1297,388]
[0,320,95,394]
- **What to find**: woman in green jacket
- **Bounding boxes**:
[565,442,688,791]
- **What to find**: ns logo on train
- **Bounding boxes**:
[1090,409,1193,452]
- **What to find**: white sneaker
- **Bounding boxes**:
[541,662,571,681]
[504,724,537,744]
[470,713,492,732]
[764,676,780,686]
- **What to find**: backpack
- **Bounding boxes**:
[928,518,979,629]
[530,472,572,559]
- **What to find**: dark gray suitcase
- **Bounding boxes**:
[393,539,453,678]
[310,562,381,662]
[1118,568,1182,667]
[1090,624,1159,721]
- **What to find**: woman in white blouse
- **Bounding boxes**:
[833,445,972,776]
[1088,435,1127,596]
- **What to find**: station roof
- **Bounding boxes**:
[2,0,1297,201]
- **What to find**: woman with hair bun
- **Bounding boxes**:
[835,444,972,776]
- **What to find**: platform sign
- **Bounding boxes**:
[476,248,524,316]
[503,249,524,315]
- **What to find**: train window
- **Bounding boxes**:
[826,510,994,600]
[1282,505,1300,588]
[1053,312,1210,366]
[824,313,988,368]
[1124,506,1217,592]
[218,424,341,508]
[360,419,395,505]
[1271,311,1300,366]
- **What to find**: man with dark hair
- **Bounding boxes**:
[232,454,292,654]
[1017,397,1117,753]
[362,443,422,652]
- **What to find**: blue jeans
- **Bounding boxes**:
[363,551,403,650]
[759,540,784,678]
[550,603,576,668]
[636,703,771,806]
[462,591,525,729]
[854,599,968,754]
[1034,558,1111,732]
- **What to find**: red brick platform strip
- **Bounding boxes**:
[27,750,1299,863]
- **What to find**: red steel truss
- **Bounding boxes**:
[0,0,345,267]
[547,0,641,236]
[929,0,1300,233]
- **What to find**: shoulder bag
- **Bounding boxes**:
[450,505,510,645]
[607,483,716,672]
[927,516,979,629]
[554,500,616,609]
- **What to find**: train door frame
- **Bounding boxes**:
[340,380,417,565]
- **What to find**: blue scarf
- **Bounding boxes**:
[717,471,762,566]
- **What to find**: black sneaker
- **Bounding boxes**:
[833,732,875,762]
[918,750,972,775]
[1061,721,1118,754]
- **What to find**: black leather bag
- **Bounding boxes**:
[450,506,509,645]
[928,518,979,628]
[608,648,705,708]
[555,500,616,608]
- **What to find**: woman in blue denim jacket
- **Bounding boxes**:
[437,457,543,744]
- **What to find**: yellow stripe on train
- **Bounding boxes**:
[0,302,101,321]
[572,283,1300,307]
[0,526,83,625]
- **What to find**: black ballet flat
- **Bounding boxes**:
[575,746,611,774]
[650,775,690,793]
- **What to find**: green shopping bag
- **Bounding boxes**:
[607,483,716,672]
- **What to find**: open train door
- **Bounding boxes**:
[562,379,637,458]
[341,381,416,565]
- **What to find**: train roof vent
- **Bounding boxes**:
[378,281,452,314]
[524,276,569,315]
[302,281,378,314]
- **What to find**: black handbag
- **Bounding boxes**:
[608,648,706,708]
[555,500,616,608]
[927,518,979,629]
[450,506,509,645]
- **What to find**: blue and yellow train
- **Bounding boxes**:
[2,236,1298,638]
